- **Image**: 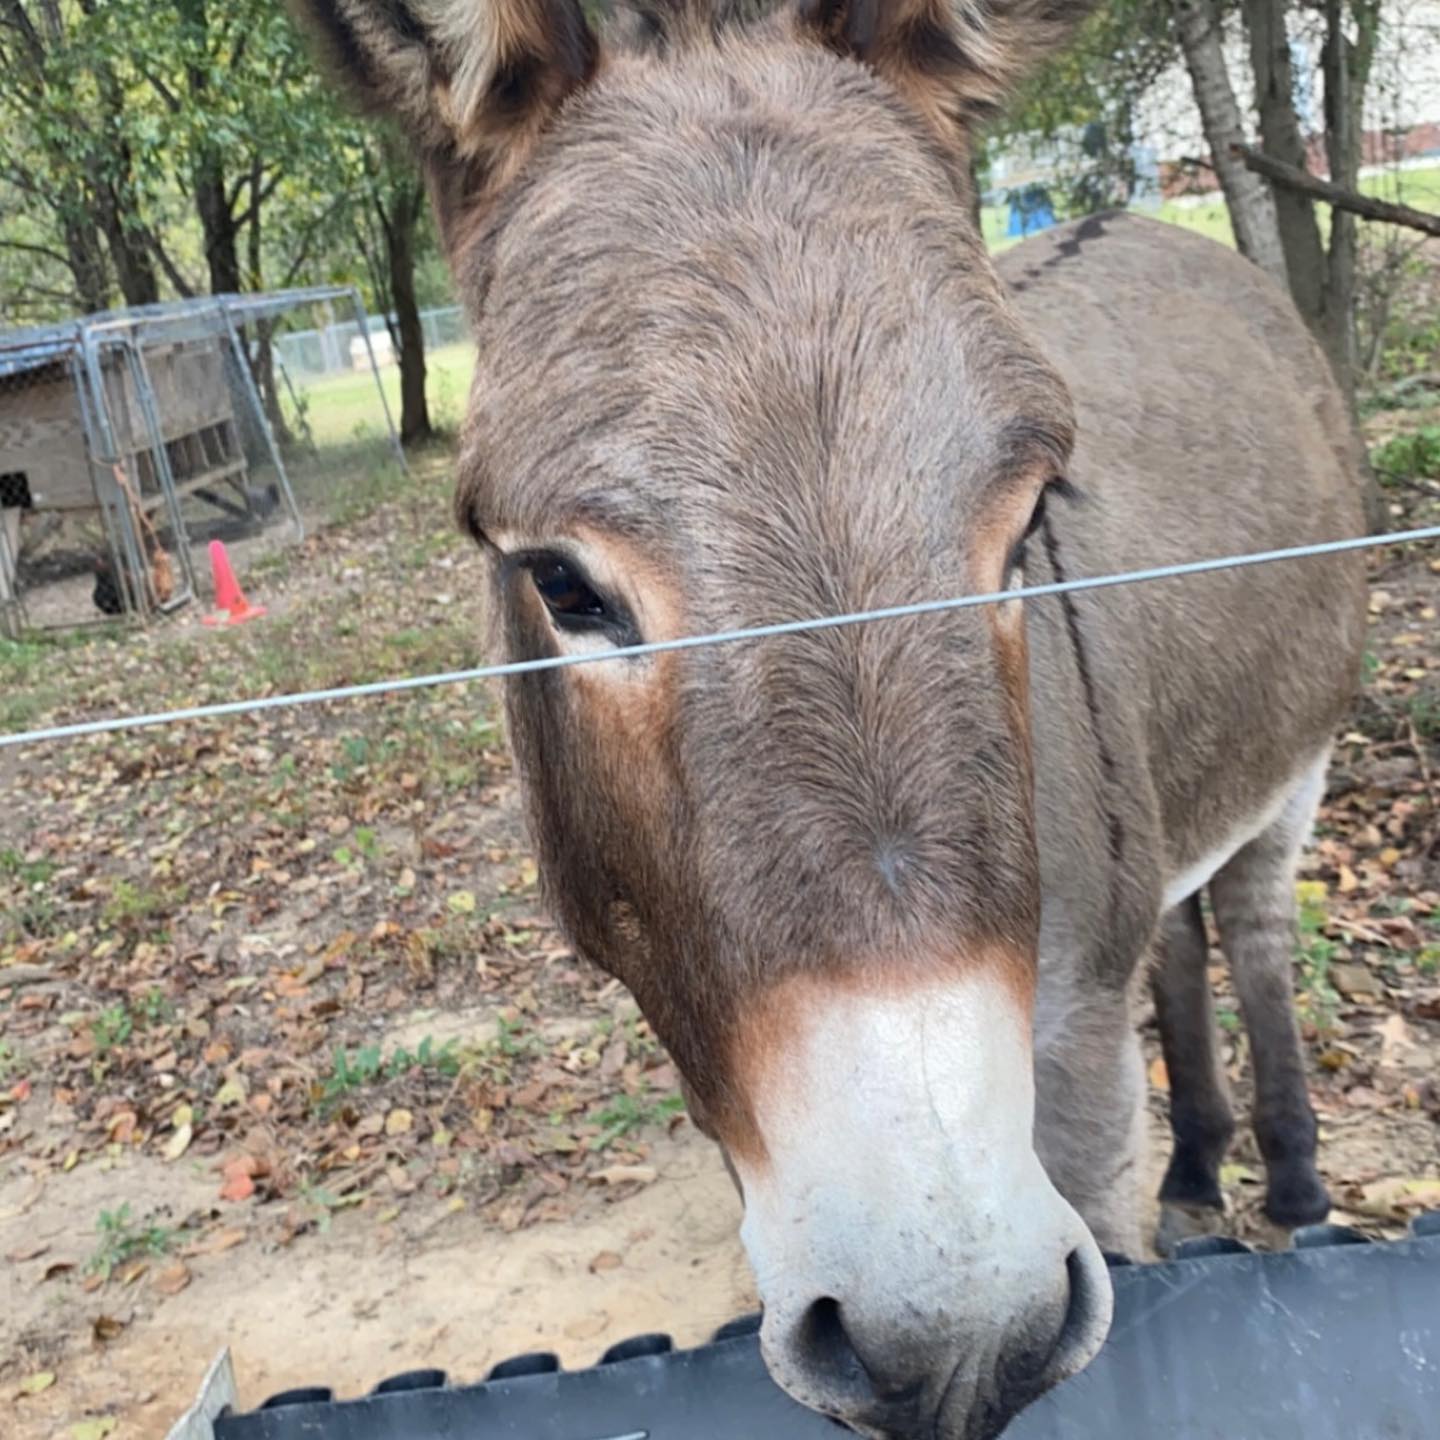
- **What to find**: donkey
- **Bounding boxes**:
[297,1,1368,1435]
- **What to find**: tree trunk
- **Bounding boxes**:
[1321,0,1357,392]
[1321,0,1381,399]
[1322,0,1383,528]
[195,149,243,295]
[94,177,161,307]
[89,49,160,307]
[60,200,112,314]
[1175,0,1288,286]
[243,168,294,448]
[386,184,433,446]
[1239,0,1331,341]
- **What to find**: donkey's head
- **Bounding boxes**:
[300,1,1108,1433]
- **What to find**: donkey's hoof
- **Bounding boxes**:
[1263,1171,1331,1232]
[1155,1201,1227,1258]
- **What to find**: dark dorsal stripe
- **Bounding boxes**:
[1041,513,1125,867]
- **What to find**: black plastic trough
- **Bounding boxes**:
[195,1216,1440,1440]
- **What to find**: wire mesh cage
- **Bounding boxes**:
[0,286,405,636]
[0,337,117,635]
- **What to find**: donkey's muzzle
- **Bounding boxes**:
[727,968,1113,1439]
[761,1234,1110,1440]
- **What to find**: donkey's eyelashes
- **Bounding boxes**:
[1007,481,1056,576]
[1024,489,1049,541]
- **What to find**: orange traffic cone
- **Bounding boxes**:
[202,540,266,626]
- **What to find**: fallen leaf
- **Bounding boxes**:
[1147,1057,1169,1092]
[219,1158,257,1203]
[7,1241,48,1263]
[92,1314,127,1342]
[1352,1176,1440,1220]
[447,891,477,915]
[590,1165,656,1187]
[163,1124,193,1162]
[152,1262,192,1296]
[1378,1012,1414,1066]
[17,1371,56,1396]
[70,1418,117,1440]
[589,1251,623,1274]
[1332,962,1383,1000]
[384,1108,413,1137]
[42,1260,76,1282]
[563,1312,609,1340]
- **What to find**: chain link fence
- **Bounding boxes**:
[0,286,405,638]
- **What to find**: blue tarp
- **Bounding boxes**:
[1007,185,1056,237]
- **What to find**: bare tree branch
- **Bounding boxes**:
[1232,143,1440,238]
[142,66,183,114]
[145,230,195,298]
[0,0,48,71]
[0,236,71,265]
[232,165,283,231]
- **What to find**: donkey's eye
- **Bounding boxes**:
[529,556,607,622]
[518,553,640,643]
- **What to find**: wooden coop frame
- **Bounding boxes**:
[0,287,399,634]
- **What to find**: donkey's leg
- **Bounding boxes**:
[1033,986,1147,1261]
[1152,894,1236,1255]
[1208,756,1332,1231]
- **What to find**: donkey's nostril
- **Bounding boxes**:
[1045,1245,1107,1381]
[797,1296,871,1397]
[792,1297,928,1418]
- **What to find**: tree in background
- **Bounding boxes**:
[351,130,435,446]
[0,0,162,312]
[987,0,1177,217]
[0,0,443,451]
[993,0,1432,527]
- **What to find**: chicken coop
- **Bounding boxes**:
[0,286,403,636]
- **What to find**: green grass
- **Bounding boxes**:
[85,1203,175,1280]
[315,1036,462,1110]
[984,163,1440,255]
[587,1092,687,1151]
[287,342,476,449]
[0,631,122,730]
[1372,425,1440,485]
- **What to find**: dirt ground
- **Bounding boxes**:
[2,1129,755,1438]
[3,432,1438,1439]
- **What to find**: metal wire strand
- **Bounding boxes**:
[3,522,1438,751]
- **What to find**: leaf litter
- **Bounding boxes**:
[0,440,1436,1430]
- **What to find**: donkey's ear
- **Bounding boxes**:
[292,0,600,251]
[796,0,1093,137]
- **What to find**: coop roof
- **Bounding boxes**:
[0,326,81,383]
[0,286,362,381]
